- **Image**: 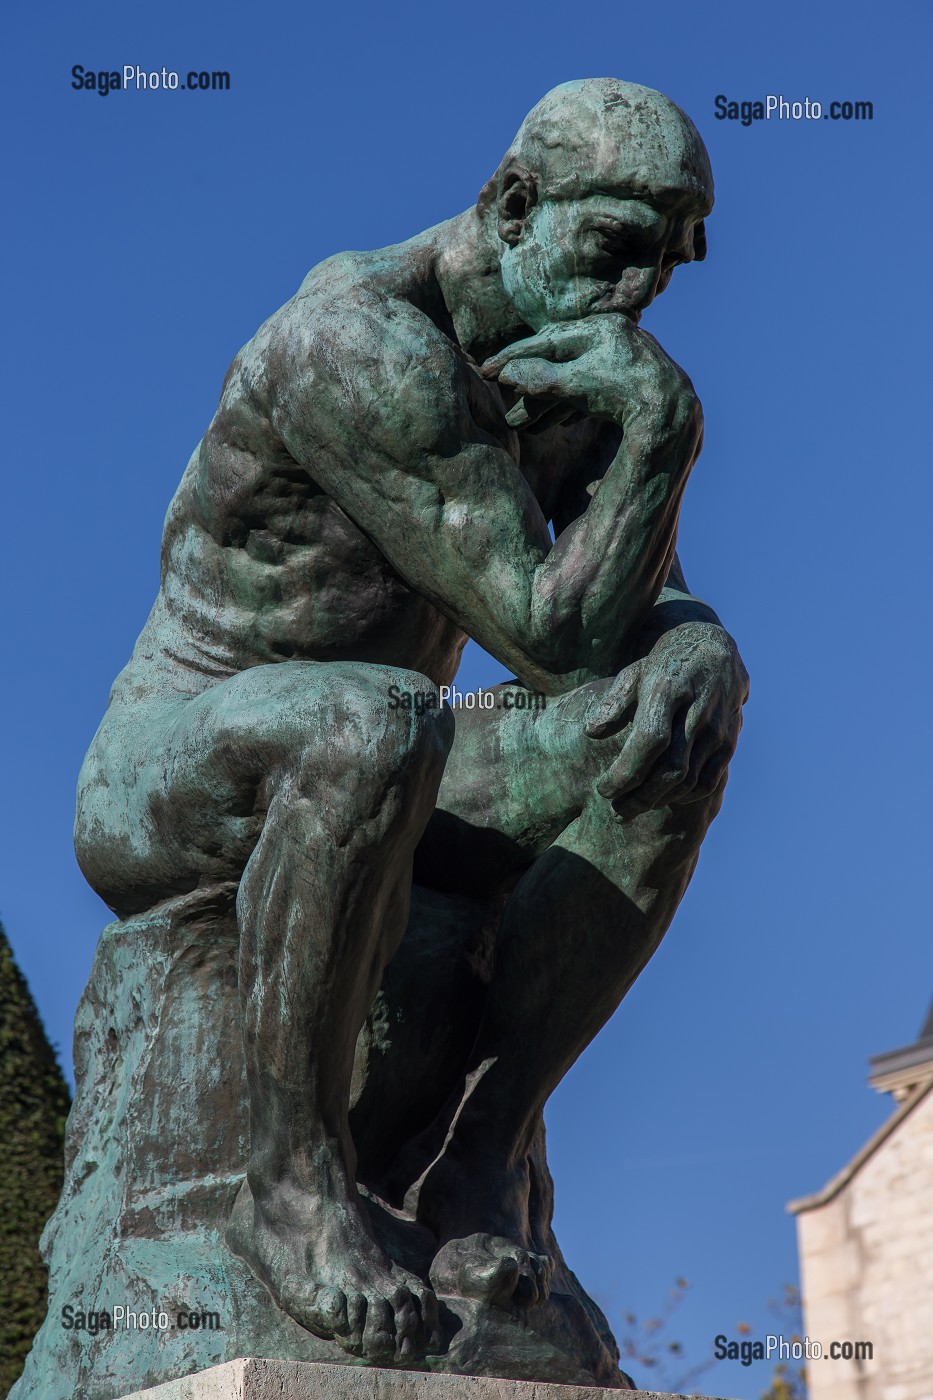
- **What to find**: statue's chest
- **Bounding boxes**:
[516,415,615,522]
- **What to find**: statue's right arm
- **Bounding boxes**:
[242,294,701,695]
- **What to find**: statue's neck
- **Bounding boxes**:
[431,209,531,363]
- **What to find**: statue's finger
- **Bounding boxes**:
[586,666,640,738]
[619,737,692,809]
[481,330,563,377]
[481,322,588,377]
[497,359,564,397]
[684,695,712,743]
[680,752,731,803]
[522,399,584,433]
[505,394,574,430]
[595,707,672,799]
[667,728,719,800]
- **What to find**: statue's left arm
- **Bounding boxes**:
[645,550,721,636]
[480,318,749,810]
[550,437,748,810]
[582,547,749,809]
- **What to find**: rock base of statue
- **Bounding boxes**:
[12,888,630,1400]
[117,1359,725,1400]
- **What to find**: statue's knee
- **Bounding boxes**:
[585,772,727,855]
[289,665,453,795]
[380,666,456,768]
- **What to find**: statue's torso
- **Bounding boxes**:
[109,242,612,705]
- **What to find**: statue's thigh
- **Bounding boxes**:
[415,698,583,897]
[417,688,726,900]
[76,658,444,915]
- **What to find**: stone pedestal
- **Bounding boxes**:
[117,1360,726,1400]
[11,890,627,1399]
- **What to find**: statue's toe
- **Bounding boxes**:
[429,1233,552,1309]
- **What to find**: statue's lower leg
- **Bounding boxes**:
[227,709,450,1363]
[416,780,726,1302]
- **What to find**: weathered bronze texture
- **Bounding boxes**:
[15,78,747,1399]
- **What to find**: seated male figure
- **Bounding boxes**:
[76,78,748,1366]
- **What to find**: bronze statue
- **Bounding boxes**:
[16,78,747,1398]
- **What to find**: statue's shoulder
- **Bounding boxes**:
[223,246,470,475]
[242,248,467,428]
[278,248,458,370]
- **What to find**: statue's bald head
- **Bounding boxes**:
[474,80,714,332]
[481,79,713,253]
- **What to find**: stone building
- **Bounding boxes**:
[788,1002,933,1400]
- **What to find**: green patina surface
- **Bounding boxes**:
[14,79,747,1400]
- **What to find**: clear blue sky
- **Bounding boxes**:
[3,1,931,1394]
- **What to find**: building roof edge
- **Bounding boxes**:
[787,1077,933,1215]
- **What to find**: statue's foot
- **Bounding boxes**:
[430,1233,553,1309]
[226,1175,442,1362]
[416,1143,553,1309]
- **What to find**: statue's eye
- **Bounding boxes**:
[590,225,635,258]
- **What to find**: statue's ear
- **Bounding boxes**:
[496,165,538,246]
[692,218,708,262]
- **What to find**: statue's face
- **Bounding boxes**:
[499,191,707,332]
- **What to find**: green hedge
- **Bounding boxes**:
[0,923,71,1398]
